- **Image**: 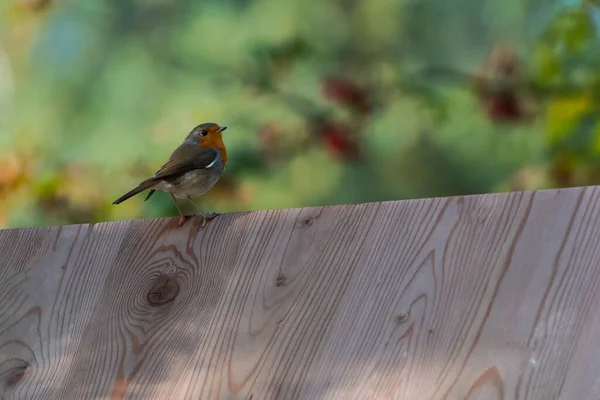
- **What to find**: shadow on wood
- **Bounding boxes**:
[1,186,600,399]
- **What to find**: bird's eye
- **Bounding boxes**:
[200,130,208,136]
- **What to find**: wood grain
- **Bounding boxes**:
[2,187,600,399]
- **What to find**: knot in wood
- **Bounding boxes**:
[276,274,286,287]
[300,216,314,227]
[147,277,180,307]
[1,360,29,388]
[395,312,409,324]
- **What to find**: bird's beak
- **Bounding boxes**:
[217,126,227,133]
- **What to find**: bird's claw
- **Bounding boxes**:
[196,212,219,231]
[177,214,195,227]
[203,212,219,221]
[177,213,219,230]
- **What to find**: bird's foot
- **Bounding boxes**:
[203,212,220,221]
[196,212,220,231]
[177,214,196,227]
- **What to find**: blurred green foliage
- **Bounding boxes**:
[0,0,599,228]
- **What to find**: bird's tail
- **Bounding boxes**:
[144,189,156,201]
[113,180,156,205]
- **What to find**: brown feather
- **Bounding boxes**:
[149,144,219,181]
[113,144,219,204]
[112,180,157,204]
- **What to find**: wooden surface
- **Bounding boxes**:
[2,187,600,399]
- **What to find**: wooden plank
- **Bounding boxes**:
[1,186,600,399]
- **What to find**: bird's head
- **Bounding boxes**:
[185,122,228,148]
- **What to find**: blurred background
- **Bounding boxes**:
[0,0,599,228]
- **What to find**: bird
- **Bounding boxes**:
[113,122,228,228]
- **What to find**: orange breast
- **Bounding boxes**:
[198,134,228,167]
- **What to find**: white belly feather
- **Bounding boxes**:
[154,168,222,198]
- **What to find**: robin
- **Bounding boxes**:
[113,122,228,228]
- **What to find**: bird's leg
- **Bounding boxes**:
[170,193,191,227]
[186,196,219,230]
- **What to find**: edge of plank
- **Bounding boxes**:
[1,185,591,232]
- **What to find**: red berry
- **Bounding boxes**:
[321,77,371,114]
[317,120,361,161]
[482,94,523,122]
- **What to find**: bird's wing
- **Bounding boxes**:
[147,144,219,182]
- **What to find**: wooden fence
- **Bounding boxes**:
[1,186,600,399]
